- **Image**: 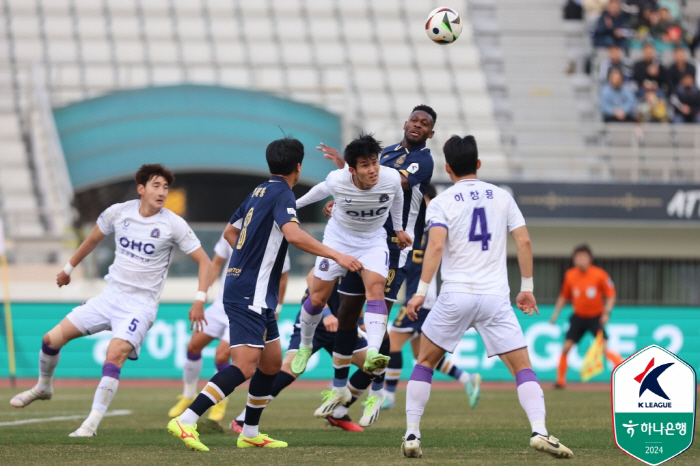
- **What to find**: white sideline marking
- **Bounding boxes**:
[0,409,132,427]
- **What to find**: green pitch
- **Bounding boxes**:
[0,384,697,465]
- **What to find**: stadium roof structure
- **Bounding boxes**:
[53,84,341,191]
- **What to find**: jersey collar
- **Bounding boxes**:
[385,141,427,155]
[269,175,287,184]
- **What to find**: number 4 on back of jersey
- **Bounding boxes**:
[469,207,491,251]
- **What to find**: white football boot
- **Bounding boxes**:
[530,433,574,458]
[402,434,423,458]
[10,386,53,408]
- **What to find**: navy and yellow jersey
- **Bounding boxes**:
[380,142,434,248]
[403,226,429,306]
[223,176,299,311]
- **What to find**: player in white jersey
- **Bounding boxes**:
[10,164,212,438]
[167,233,291,423]
[291,135,412,383]
[400,136,573,459]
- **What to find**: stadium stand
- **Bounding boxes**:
[469,0,700,182]
[0,0,504,263]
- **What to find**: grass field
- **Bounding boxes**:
[0,381,697,465]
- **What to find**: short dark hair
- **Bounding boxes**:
[425,183,437,200]
[344,133,382,169]
[134,164,174,187]
[412,104,437,125]
[573,244,593,258]
[443,135,478,176]
[266,137,304,175]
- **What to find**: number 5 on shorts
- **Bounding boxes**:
[128,318,139,332]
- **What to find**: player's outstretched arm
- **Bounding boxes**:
[57,225,107,287]
[296,181,331,209]
[511,226,539,316]
[406,226,446,320]
[187,247,213,332]
[316,142,345,169]
[280,222,362,272]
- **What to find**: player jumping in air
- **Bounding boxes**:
[10,164,213,438]
[382,184,482,410]
[290,134,411,390]
[312,105,437,423]
[167,137,362,451]
[401,135,573,459]
[167,233,291,423]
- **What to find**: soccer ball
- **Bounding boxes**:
[425,7,462,44]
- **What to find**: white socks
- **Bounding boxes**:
[515,369,548,436]
[179,408,199,426]
[82,374,119,432]
[183,355,203,398]
[37,345,60,392]
[242,424,258,438]
[364,300,388,351]
[300,299,324,347]
[405,364,435,440]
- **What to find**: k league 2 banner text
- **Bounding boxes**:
[1,304,698,381]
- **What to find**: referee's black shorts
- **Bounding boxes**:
[565,314,607,343]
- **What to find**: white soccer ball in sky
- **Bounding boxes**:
[425,7,463,45]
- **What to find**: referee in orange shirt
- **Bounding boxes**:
[549,245,623,388]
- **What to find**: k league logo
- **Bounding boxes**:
[612,345,696,465]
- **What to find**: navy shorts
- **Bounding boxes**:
[287,325,368,355]
[390,305,430,334]
[224,303,280,348]
[338,261,408,302]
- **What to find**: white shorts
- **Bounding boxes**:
[67,286,157,360]
[314,223,389,281]
[422,292,527,357]
[201,300,230,343]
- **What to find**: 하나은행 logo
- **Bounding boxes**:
[612,345,696,466]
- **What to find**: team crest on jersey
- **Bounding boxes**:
[319,259,329,271]
[379,194,390,203]
[393,154,407,168]
[150,228,160,238]
[122,221,130,229]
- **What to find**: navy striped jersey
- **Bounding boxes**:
[402,226,437,310]
[223,176,299,311]
[380,142,434,254]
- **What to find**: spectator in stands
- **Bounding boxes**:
[592,0,630,48]
[633,42,669,96]
[638,82,670,122]
[691,19,700,58]
[672,74,700,123]
[650,7,683,45]
[600,68,637,121]
[668,47,696,95]
[599,44,633,82]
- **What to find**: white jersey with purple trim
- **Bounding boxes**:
[211,234,290,306]
[96,200,201,306]
[296,166,404,239]
[426,179,525,297]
